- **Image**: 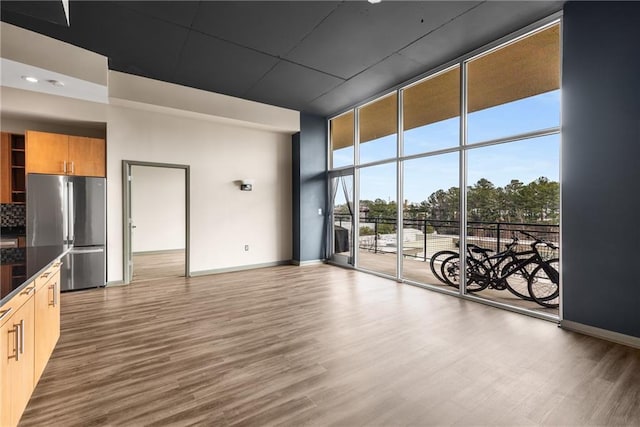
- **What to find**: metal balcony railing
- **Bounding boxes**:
[334,215,559,260]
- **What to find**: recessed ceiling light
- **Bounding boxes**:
[47,79,65,87]
[22,75,39,83]
[368,0,382,3]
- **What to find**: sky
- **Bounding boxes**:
[332,90,561,204]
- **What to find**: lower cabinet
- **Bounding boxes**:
[0,294,35,427]
[34,268,61,384]
[0,261,61,427]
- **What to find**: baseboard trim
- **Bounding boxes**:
[291,259,324,266]
[132,249,185,255]
[190,260,291,276]
[106,280,125,287]
[560,319,640,349]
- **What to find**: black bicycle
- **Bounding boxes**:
[438,231,559,307]
[430,237,527,295]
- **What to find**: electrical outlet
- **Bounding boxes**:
[244,245,249,251]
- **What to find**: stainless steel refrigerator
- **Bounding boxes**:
[27,174,106,291]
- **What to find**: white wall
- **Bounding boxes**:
[131,165,185,253]
[107,105,293,281]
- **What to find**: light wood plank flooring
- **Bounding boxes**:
[132,250,185,282]
[20,264,640,426]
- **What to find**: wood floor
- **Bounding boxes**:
[132,250,185,282]
[19,264,640,426]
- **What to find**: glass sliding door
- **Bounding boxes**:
[329,172,354,266]
[358,163,397,277]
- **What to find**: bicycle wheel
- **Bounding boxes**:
[527,258,560,308]
[440,254,489,292]
[429,250,458,284]
[500,260,535,301]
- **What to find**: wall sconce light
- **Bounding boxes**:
[240,179,255,191]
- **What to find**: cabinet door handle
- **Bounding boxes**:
[19,319,25,356]
[14,322,21,361]
[70,161,75,174]
[41,271,51,279]
[0,308,12,322]
[22,286,36,296]
[63,160,67,174]
[49,282,57,307]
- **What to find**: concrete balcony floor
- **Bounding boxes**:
[352,249,559,317]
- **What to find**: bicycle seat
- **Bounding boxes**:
[468,245,493,254]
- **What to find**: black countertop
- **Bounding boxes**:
[1,226,26,237]
[0,245,71,305]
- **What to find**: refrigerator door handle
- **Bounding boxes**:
[62,178,69,244]
[68,181,75,244]
[71,247,105,254]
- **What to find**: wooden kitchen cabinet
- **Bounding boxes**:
[68,135,106,177]
[26,130,105,177]
[33,265,61,385]
[25,131,68,175]
[1,133,11,203]
[0,293,35,427]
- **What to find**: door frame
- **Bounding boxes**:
[122,160,190,284]
[327,168,355,267]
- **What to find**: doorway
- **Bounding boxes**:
[122,160,190,284]
[328,170,354,267]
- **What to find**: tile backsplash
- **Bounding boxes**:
[1,203,26,227]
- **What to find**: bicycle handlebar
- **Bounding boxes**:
[519,230,558,250]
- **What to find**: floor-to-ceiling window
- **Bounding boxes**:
[401,66,460,289]
[328,18,561,319]
[462,23,560,314]
[356,93,398,277]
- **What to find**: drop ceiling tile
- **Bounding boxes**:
[69,3,189,82]
[285,1,478,79]
[245,61,344,111]
[0,1,67,26]
[307,53,427,117]
[114,1,201,28]
[192,2,340,57]
[400,1,564,70]
[2,2,191,83]
[172,30,280,97]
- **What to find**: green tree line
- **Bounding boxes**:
[403,177,559,223]
[338,177,560,225]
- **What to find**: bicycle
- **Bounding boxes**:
[435,236,531,297]
[429,244,489,287]
[439,231,559,307]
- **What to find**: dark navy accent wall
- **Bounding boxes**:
[562,1,640,337]
[292,132,301,260]
[292,113,327,263]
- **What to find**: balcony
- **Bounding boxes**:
[334,216,560,316]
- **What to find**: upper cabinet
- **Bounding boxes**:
[68,136,106,177]
[1,133,26,204]
[26,131,105,177]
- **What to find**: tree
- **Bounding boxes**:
[415,177,559,225]
[467,178,500,222]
